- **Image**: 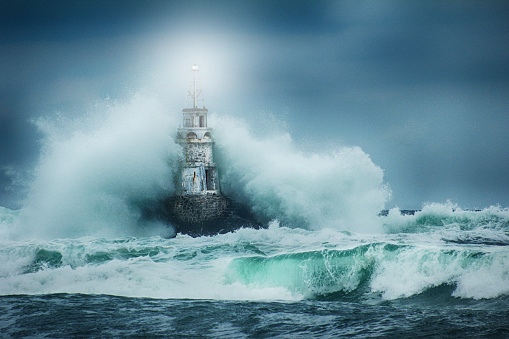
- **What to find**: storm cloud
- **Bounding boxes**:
[1,0,508,209]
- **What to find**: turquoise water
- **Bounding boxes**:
[1,205,508,337]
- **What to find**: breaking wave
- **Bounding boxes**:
[212,115,389,233]
[226,242,509,300]
[0,223,508,301]
[383,203,509,246]
[9,92,389,240]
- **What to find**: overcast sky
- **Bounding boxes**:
[1,0,508,210]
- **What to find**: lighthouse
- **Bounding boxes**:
[160,65,260,236]
[176,64,219,195]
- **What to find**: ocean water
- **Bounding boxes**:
[1,209,509,337]
[1,95,508,337]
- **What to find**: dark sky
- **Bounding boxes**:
[1,0,509,209]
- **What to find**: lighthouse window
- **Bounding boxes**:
[206,170,214,190]
[187,132,197,139]
[199,115,205,127]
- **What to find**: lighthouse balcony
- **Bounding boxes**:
[182,107,208,114]
[177,127,213,141]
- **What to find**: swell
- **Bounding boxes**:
[225,242,509,301]
[382,204,509,247]
[0,223,508,301]
[1,236,267,276]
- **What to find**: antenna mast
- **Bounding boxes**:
[187,64,204,108]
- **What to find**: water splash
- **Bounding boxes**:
[14,94,181,239]
[10,92,389,240]
[213,115,390,233]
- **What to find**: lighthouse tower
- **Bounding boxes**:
[176,64,219,195]
[160,65,260,236]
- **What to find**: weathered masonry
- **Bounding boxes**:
[176,64,220,195]
[160,65,260,236]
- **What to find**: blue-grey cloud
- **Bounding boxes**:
[1,0,508,209]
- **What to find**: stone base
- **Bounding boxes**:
[170,194,228,224]
[139,194,262,237]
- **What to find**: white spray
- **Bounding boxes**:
[212,115,390,233]
[13,93,390,240]
[15,94,181,239]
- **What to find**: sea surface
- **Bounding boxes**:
[1,205,508,337]
[1,100,508,337]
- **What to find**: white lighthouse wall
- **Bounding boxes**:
[181,164,206,194]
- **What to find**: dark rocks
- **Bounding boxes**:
[166,195,262,236]
[169,195,228,224]
[138,195,263,237]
